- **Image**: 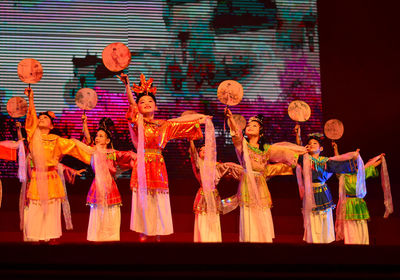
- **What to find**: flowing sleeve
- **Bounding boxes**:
[326,159,357,174]
[57,137,91,165]
[267,145,299,168]
[0,141,17,161]
[365,165,379,179]
[115,150,136,170]
[264,163,293,178]
[161,120,203,146]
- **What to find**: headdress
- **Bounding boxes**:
[248,114,264,127]
[307,132,324,144]
[132,73,157,96]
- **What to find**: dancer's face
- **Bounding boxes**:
[95,130,110,147]
[307,139,323,155]
[137,95,157,114]
[245,121,261,137]
[38,114,53,130]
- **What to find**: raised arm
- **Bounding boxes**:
[294,124,302,146]
[81,113,91,145]
[332,141,339,156]
[15,121,23,141]
[24,87,38,141]
[224,107,243,154]
[117,73,136,107]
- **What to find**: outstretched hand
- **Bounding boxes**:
[117,73,129,86]
[294,124,301,135]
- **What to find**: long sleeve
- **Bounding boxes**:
[161,119,203,147]
[268,145,299,168]
[326,159,356,174]
[264,163,293,178]
[365,165,379,179]
[57,137,91,165]
[0,141,17,161]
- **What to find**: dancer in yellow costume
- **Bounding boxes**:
[23,88,91,242]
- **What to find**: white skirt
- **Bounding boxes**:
[303,208,335,243]
[87,205,121,242]
[194,212,222,242]
[130,191,173,236]
[239,206,275,243]
[23,199,62,242]
[343,220,369,245]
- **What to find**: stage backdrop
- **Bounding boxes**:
[0,0,322,178]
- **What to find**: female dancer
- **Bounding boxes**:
[333,142,390,245]
[23,87,91,242]
[225,108,305,242]
[294,125,360,243]
[119,73,209,241]
[189,140,244,242]
[79,114,136,241]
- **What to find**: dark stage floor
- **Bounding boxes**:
[0,178,399,278]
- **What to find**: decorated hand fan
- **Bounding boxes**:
[232,114,246,131]
[324,119,344,140]
[7,97,28,118]
[102,42,132,72]
[288,100,311,122]
[75,88,98,111]
[17,58,43,84]
[217,80,243,106]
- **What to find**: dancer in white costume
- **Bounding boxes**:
[333,142,392,245]
[23,88,91,242]
[225,108,305,242]
[294,125,360,243]
[79,115,136,242]
[189,140,243,242]
[118,73,210,241]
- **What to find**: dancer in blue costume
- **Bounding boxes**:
[295,125,359,243]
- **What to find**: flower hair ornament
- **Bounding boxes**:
[307,132,324,140]
[39,111,56,124]
[131,73,157,96]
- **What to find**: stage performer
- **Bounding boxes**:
[225,108,306,242]
[23,87,91,242]
[78,114,136,242]
[189,140,244,242]
[118,73,209,241]
[13,121,85,233]
[294,125,360,244]
[333,142,392,245]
